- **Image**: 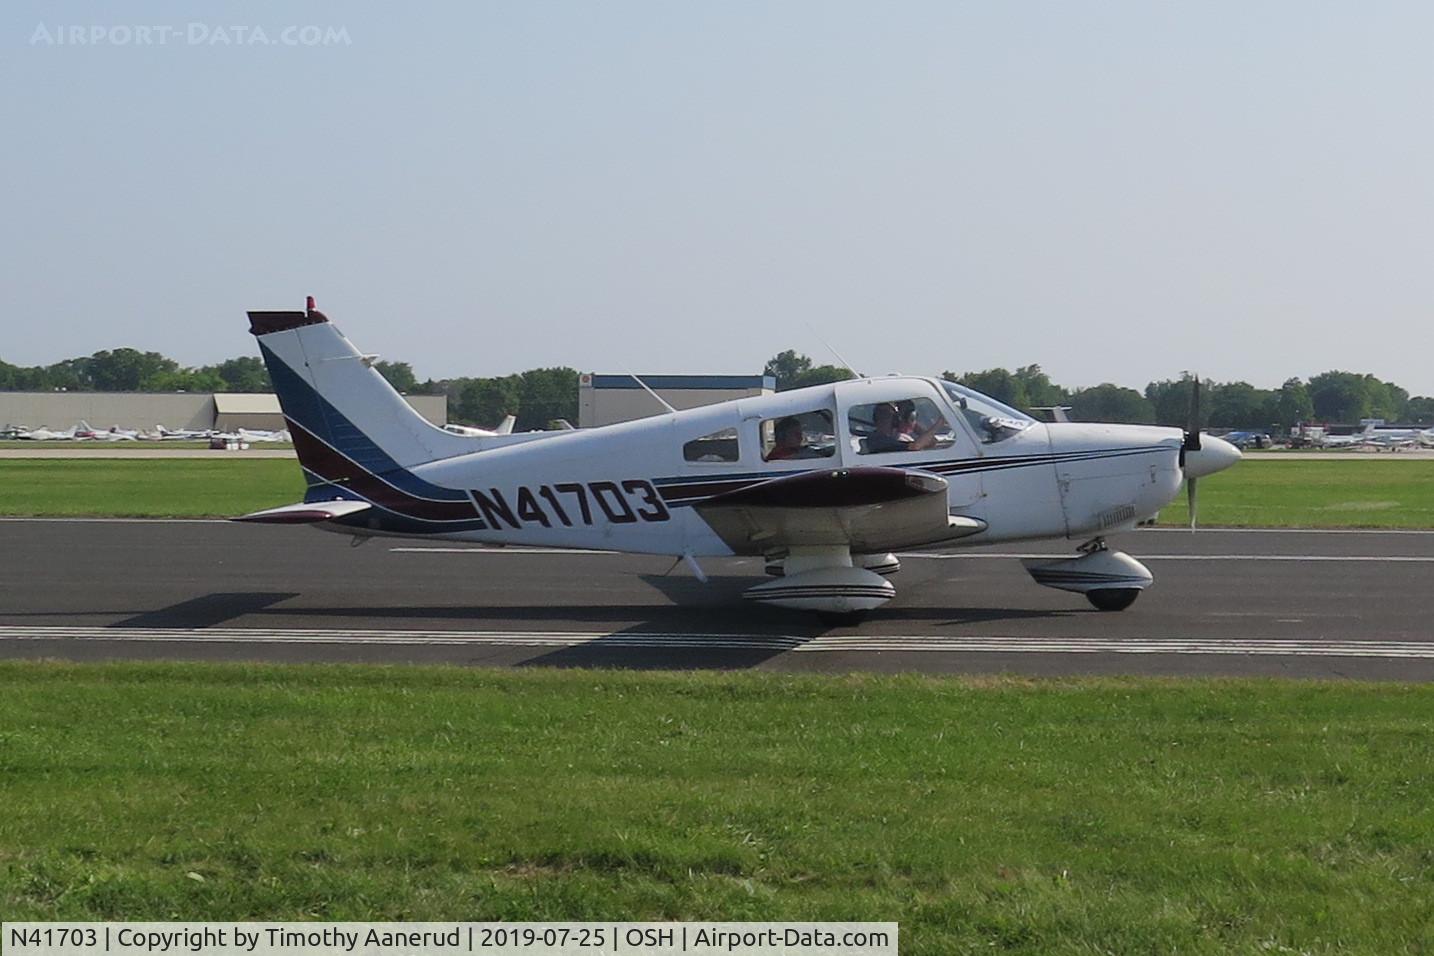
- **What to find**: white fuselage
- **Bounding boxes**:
[393,377,1189,555]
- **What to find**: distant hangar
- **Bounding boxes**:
[579,374,774,428]
[0,391,446,432]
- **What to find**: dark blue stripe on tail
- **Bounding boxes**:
[257,340,468,503]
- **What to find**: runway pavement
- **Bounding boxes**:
[0,519,1429,679]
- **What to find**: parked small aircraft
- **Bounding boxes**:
[236,427,291,443]
[237,299,1240,620]
[1356,421,1434,450]
[1323,421,1427,450]
[444,415,516,437]
[155,425,212,441]
[76,421,139,441]
[14,425,77,441]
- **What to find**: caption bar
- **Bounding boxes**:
[2,923,897,956]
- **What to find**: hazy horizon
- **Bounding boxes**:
[4,2,1432,393]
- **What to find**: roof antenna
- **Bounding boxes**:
[803,319,864,379]
[628,372,676,414]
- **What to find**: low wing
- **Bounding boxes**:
[692,467,985,555]
[233,500,372,524]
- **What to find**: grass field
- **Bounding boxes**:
[3,457,1432,527]
[0,459,303,517]
[0,442,299,451]
[0,441,221,450]
[1,662,1431,952]
[1156,459,1434,528]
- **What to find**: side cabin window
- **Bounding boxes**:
[761,410,835,462]
[683,427,740,463]
[849,397,957,455]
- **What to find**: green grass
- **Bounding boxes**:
[1,442,296,450]
[0,460,303,517]
[2,458,1432,528]
[1158,459,1434,528]
[1,663,1432,953]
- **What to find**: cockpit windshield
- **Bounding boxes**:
[940,381,1036,444]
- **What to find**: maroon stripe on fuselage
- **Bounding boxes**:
[657,478,765,504]
[288,421,479,522]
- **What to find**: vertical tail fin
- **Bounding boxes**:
[246,300,487,531]
[247,301,473,476]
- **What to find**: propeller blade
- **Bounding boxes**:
[1182,375,1203,453]
[1187,477,1198,531]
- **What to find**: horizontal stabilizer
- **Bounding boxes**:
[233,500,372,524]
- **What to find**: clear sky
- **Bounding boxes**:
[4,1,1432,393]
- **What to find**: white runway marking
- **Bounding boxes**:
[2,626,1432,659]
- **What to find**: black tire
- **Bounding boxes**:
[1086,588,1140,612]
[817,610,869,627]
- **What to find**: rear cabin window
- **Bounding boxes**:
[849,397,956,455]
[683,427,740,463]
[761,410,835,462]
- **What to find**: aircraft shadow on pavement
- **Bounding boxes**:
[110,592,301,629]
[19,581,1075,673]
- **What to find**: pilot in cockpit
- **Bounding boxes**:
[868,401,946,453]
[766,416,807,460]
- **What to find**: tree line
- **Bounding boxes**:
[764,350,1434,428]
[5,347,1431,430]
[0,349,274,394]
[0,349,580,432]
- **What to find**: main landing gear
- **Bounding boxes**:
[745,548,897,620]
[1020,537,1153,612]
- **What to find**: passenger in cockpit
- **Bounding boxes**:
[895,400,920,438]
[766,416,806,460]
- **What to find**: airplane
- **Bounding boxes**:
[76,421,138,441]
[236,427,291,443]
[15,425,77,441]
[443,414,517,437]
[1320,431,1366,448]
[1354,420,1433,450]
[235,298,1241,621]
[1363,432,1418,451]
[155,424,213,441]
[1322,421,1424,450]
